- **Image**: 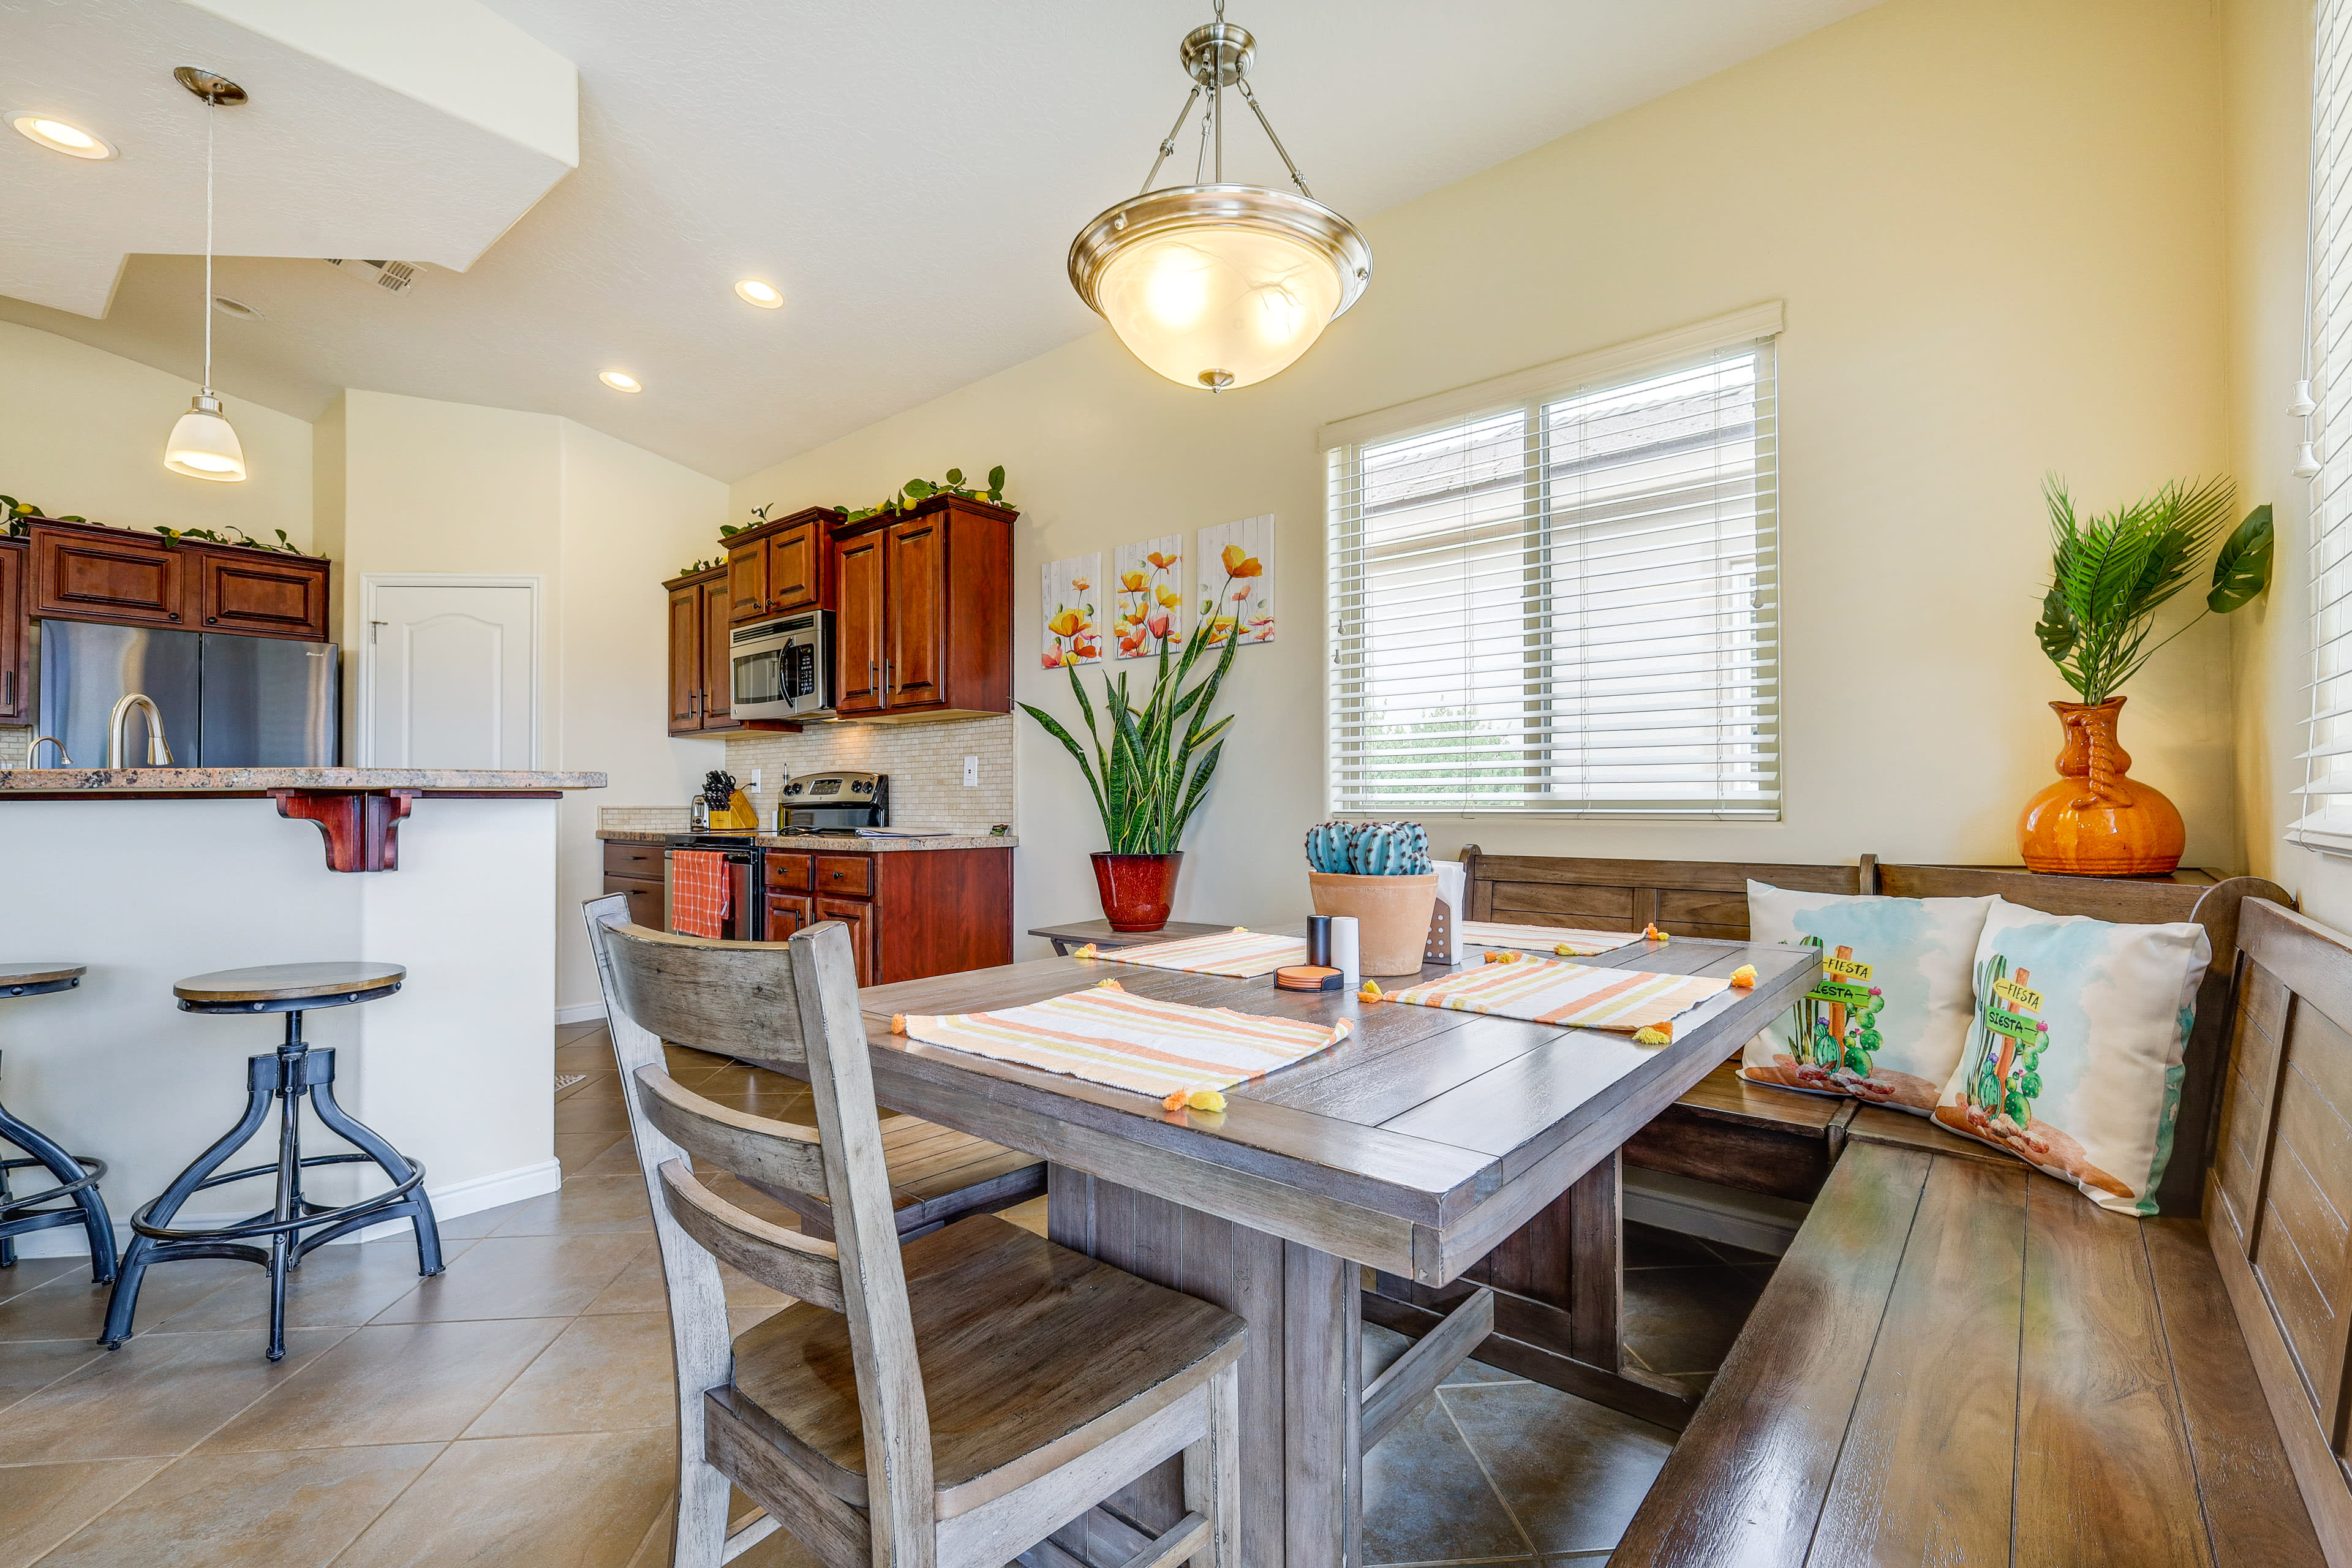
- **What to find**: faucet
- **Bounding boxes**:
[105,693,175,769]
[28,736,74,767]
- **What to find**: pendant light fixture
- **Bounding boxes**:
[1068,2,1370,393]
[163,66,248,483]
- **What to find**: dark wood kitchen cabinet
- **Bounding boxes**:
[0,540,26,723]
[198,549,328,637]
[764,845,1011,987]
[829,495,1012,722]
[665,565,742,736]
[726,506,840,624]
[602,840,666,930]
[26,518,328,641]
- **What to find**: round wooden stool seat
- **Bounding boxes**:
[173,962,406,1013]
[0,963,85,998]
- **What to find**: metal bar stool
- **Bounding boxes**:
[101,962,444,1360]
[0,963,118,1283]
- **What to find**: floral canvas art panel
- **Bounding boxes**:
[1041,551,1102,668]
[1112,535,1187,660]
[1197,514,1275,646]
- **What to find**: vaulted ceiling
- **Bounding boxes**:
[1,1,1883,480]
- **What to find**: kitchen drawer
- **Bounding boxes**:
[813,854,873,898]
[604,841,666,879]
[766,853,814,892]
[604,873,665,932]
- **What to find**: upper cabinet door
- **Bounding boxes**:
[31,526,184,627]
[198,551,328,641]
[884,518,946,710]
[768,521,823,612]
[701,579,734,727]
[835,532,886,715]
[667,582,703,734]
[0,545,24,723]
[727,539,769,624]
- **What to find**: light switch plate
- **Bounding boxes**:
[963,755,980,786]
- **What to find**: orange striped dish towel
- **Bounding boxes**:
[1389,958,1725,1034]
[1460,921,1643,957]
[669,851,731,939]
[896,985,1347,1102]
[1086,928,1308,978]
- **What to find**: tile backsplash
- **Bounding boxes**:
[720,714,1015,834]
[0,726,27,768]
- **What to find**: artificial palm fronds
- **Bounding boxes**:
[2035,477,2272,703]
[1020,585,1243,854]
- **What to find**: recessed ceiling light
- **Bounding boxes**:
[599,369,643,393]
[212,295,263,321]
[8,112,118,160]
[734,279,784,309]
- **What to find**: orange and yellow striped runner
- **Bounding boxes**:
[1460,921,1643,957]
[1080,928,1309,978]
[896,983,1347,1101]
[1389,957,1725,1033]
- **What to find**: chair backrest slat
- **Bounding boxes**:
[601,923,810,1067]
[657,1158,847,1311]
[632,1065,832,1199]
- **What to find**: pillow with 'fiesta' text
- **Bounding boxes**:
[1931,898,2208,1216]
[1739,883,1996,1115]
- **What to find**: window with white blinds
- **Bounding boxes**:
[1324,317,1781,817]
[2294,0,2352,852]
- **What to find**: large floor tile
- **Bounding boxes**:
[330,1430,677,1568]
[554,1098,633,1136]
[0,1328,345,1462]
[198,1316,567,1450]
[1361,1393,1532,1566]
[557,1071,620,1103]
[624,1504,824,1568]
[492,1175,653,1237]
[578,1137,650,1179]
[1442,1381,1673,1556]
[34,1443,443,1568]
[148,1237,475,1335]
[0,1255,94,1304]
[557,1133,628,1178]
[0,1458,171,1568]
[465,1311,677,1436]
[0,1258,249,1343]
[0,1334,112,1415]
[554,1042,612,1074]
[1622,1264,1772,1376]
[371,1234,646,1324]
[435,1198,535,1241]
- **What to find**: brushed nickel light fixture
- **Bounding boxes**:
[1068,1,1371,393]
[163,67,248,483]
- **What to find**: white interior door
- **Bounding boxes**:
[366,581,537,767]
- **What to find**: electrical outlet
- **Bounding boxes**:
[746,769,761,791]
[963,755,980,787]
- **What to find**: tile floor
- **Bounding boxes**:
[0,1023,1776,1567]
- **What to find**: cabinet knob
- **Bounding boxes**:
[168,612,179,621]
[206,616,217,625]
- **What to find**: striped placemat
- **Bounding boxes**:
[1080,928,1310,978]
[1389,957,1726,1034]
[1460,921,1644,957]
[894,982,1346,1102]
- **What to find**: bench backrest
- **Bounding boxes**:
[1457,847,1872,940]
[2216,898,2352,1558]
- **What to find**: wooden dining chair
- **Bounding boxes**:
[582,895,1245,1568]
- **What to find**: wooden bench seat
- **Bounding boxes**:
[1615,1139,2324,1566]
[1623,1060,1852,1202]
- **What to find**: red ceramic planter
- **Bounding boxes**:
[1091,851,1185,932]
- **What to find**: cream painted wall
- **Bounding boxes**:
[0,318,313,547]
[733,0,2236,952]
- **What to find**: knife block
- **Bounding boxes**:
[707,790,760,832]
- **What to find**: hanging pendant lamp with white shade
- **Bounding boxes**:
[164,67,248,483]
[1068,4,1370,393]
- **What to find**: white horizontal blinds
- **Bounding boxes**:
[2297,0,2352,845]
[1329,340,1779,815]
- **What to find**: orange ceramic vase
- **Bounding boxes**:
[2017,697,2185,876]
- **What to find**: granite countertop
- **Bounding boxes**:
[598,828,1016,851]
[0,769,608,794]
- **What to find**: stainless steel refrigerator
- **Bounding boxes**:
[36,620,339,768]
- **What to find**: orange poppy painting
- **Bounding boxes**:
[1112,533,1186,661]
[1040,551,1103,668]
[1196,515,1276,645]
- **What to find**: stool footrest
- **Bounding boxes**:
[0,1152,107,1215]
[129,1157,426,1244]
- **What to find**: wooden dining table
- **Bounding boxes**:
[850,929,1817,1568]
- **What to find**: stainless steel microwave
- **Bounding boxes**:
[731,611,834,722]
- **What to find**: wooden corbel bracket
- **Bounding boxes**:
[270,789,423,872]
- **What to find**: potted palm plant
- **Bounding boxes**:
[2026,477,2271,874]
[1021,557,1251,930]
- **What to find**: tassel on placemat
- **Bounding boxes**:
[890,1014,907,1035]
[1729,965,1758,988]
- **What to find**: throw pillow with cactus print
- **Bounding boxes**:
[1931,899,2208,1216]
[1739,883,1996,1114]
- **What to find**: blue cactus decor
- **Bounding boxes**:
[1304,821,1431,876]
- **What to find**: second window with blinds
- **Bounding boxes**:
[1326,323,1781,818]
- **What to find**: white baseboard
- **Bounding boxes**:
[1623,1167,1806,1257]
[556,1001,607,1025]
[8,1157,565,1259]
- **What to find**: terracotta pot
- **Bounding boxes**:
[1309,870,1439,976]
[2018,697,2185,876]
[1092,852,1184,932]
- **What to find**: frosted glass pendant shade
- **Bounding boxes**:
[164,393,247,481]
[1071,186,1370,393]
